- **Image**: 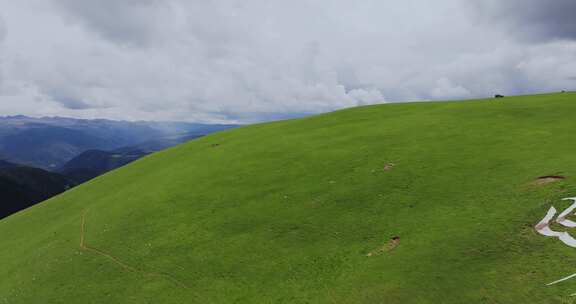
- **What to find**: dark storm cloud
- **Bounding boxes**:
[54,97,91,110]
[472,0,576,42]
[54,0,172,47]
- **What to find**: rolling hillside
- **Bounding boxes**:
[3,93,576,303]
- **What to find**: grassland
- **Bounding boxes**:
[2,93,576,303]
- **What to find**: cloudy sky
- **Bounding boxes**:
[0,0,575,123]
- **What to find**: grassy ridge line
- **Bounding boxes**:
[2,93,576,303]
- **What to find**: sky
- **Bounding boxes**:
[0,0,575,123]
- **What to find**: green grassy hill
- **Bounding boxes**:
[3,93,576,303]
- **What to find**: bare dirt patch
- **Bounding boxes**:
[367,236,400,257]
[532,175,566,186]
[384,163,396,171]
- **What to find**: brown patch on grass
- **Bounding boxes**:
[532,175,566,186]
[384,163,396,171]
[367,236,400,257]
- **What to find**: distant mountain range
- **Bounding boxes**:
[58,132,206,183]
[0,160,75,218]
[0,115,238,170]
[57,149,146,184]
[0,116,239,218]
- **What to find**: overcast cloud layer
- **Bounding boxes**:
[0,0,575,123]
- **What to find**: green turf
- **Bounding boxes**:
[3,93,576,303]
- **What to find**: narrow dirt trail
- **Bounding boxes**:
[79,210,189,289]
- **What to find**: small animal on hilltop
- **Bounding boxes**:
[494,94,505,99]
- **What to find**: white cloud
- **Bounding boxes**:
[347,88,385,106]
[431,78,471,99]
[0,0,574,123]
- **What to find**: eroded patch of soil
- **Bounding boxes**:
[367,236,400,257]
[384,163,396,171]
[533,175,566,186]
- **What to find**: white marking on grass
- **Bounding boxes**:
[558,198,576,227]
[548,273,576,286]
[535,200,576,247]
[535,207,557,234]
[536,197,576,293]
